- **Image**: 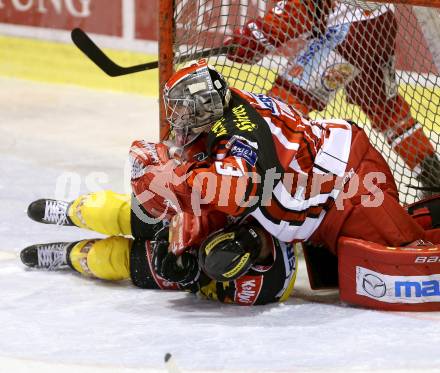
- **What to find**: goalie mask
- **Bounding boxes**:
[163,59,230,147]
[198,225,262,282]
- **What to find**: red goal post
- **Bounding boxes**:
[158,0,440,205]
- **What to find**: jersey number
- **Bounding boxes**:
[215,161,243,177]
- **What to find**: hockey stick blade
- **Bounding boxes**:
[71,28,157,76]
[71,28,230,77]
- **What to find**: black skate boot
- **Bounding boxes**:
[27,199,74,226]
[20,242,75,270]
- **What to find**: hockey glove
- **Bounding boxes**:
[130,140,194,220]
[129,140,170,171]
[168,211,228,256]
[152,239,200,290]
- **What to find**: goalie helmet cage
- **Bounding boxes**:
[159,0,440,205]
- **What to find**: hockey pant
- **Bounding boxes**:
[310,125,427,255]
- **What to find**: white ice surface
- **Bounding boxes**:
[1,77,440,373]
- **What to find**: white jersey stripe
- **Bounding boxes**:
[265,117,300,151]
[251,208,326,242]
[390,122,423,148]
[273,180,341,211]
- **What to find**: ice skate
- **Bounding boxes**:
[27,199,74,226]
[20,242,74,270]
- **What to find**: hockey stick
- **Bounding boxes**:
[71,28,230,77]
[407,185,440,193]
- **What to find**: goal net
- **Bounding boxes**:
[159,0,440,205]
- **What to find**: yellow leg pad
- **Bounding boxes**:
[69,237,132,281]
[68,190,132,236]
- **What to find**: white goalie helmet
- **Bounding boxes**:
[163,59,231,147]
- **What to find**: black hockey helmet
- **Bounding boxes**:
[198,225,262,282]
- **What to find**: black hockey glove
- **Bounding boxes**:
[152,239,201,290]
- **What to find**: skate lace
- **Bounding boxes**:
[37,243,67,270]
[43,200,70,225]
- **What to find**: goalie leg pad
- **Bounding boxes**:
[69,237,132,281]
[338,237,440,311]
[69,191,132,236]
[425,228,440,245]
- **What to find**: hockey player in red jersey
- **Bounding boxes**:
[20,61,440,310]
[224,0,440,193]
[140,60,427,251]
[133,60,440,310]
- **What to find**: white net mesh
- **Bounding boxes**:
[170,0,440,204]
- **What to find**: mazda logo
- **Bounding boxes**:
[362,274,386,298]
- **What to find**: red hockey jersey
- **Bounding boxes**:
[184,88,353,242]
